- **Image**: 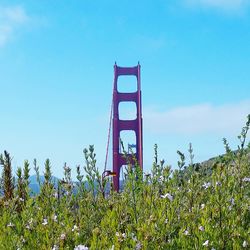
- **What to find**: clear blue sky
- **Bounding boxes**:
[1,0,249,179]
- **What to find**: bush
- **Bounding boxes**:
[0,115,249,249]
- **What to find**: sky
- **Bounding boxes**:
[0,0,250,180]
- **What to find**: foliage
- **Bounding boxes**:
[0,116,249,249]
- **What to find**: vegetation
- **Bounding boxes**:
[0,115,249,250]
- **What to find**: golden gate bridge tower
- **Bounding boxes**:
[103,63,143,191]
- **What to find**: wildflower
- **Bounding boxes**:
[229,198,235,211]
[72,225,78,232]
[26,224,31,230]
[19,197,24,202]
[161,193,173,201]
[203,240,209,246]
[122,233,126,238]
[243,240,248,248]
[42,218,48,226]
[201,204,205,209]
[53,215,58,222]
[21,236,26,243]
[109,246,114,250]
[52,245,59,250]
[131,232,137,241]
[54,192,59,198]
[230,198,235,205]
[183,230,190,236]
[159,176,164,182]
[202,182,211,189]
[7,222,14,227]
[199,226,204,231]
[74,245,88,250]
[115,232,120,237]
[165,218,168,224]
[216,181,221,186]
[60,233,66,240]
[242,177,250,182]
[135,242,142,250]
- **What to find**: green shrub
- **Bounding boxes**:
[0,115,249,249]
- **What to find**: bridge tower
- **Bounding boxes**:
[112,63,143,191]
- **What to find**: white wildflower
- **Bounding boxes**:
[74,245,88,250]
[165,218,168,224]
[183,230,190,236]
[115,232,120,237]
[161,193,173,201]
[72,224,78,232]
[53,215,58,222]
[131,233,137,241]
[211,248,216,250]
[109,245,115,250]
[229,198,235,211]
[216,181,221,186]
[52,245,59,250]
[199,226,204,231]
[7,222,14,227]
[203,240,209,246]
[26,224,31,230]
[201,204,205,210]
[230,198,235,205]
[122,233,126,238]
[159,175,164,182]
[19,197,24,202]
[60,233,66,240]
[243,240,248,248]
[54,192,59,198]
[42,218,48,226]
[202,182,211,189]
[242,177,250,182]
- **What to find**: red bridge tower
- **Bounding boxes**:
[112,63,143,191]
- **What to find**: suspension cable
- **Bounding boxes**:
[104,87,114,172]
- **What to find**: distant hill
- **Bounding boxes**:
[27,175,125,195]
[16,150,250,195]
[28,175,60,195]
